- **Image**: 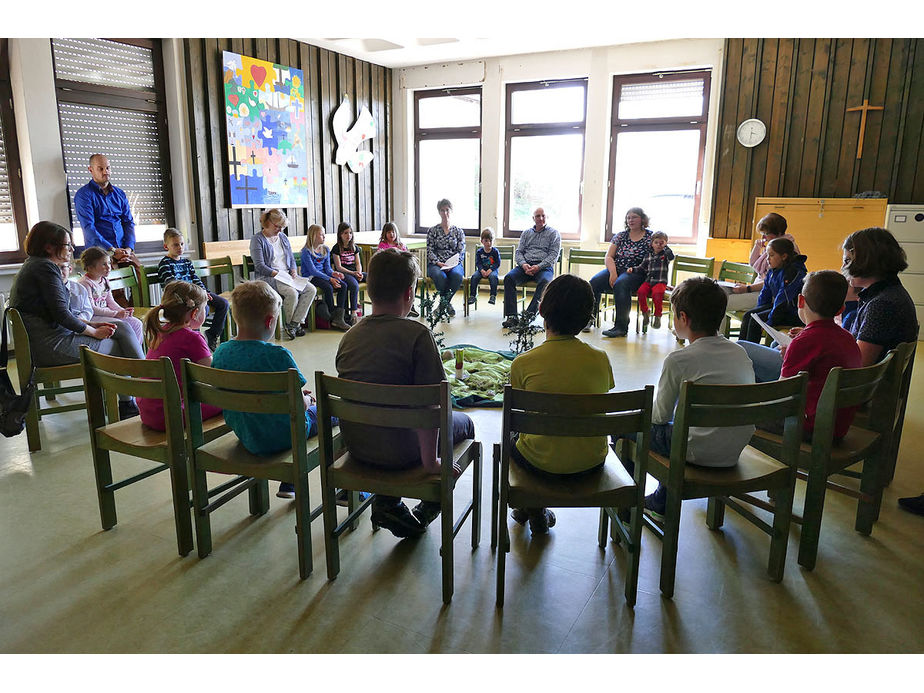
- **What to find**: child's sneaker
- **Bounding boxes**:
[652,314,662,329]
[643,484,667,522]
[642,313,650,330]
[488,295,496,305]
[467,295,477,305]
[276,482,296,499]
[335,489,371,507]
[527,508,556,535]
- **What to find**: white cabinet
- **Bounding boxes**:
[886,204,924,329]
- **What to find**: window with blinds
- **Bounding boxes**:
[0,38,26,260]
[0,119,15,250]
[52,38,172,250]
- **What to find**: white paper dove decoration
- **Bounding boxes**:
[332,97,375,173]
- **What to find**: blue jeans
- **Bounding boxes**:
[427,263,464,300]
[503,265,553,317]
[738,341,783,383]
[589,268,643,332]
[341,272,366,311]
[205,291,229,342]
[310,276,348,313]
[469,270,498,298]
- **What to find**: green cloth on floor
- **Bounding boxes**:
[442,344,514,408]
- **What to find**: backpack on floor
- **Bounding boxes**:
[0,307,35,438]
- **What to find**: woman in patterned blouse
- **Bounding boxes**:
[589,207,654,337]
[425,198,467,316]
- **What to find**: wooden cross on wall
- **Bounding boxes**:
[846,99,884,159]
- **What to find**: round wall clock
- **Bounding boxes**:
[736,118,767,147]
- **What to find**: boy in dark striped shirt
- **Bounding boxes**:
[627,230,674,329]
[157,228,230,351]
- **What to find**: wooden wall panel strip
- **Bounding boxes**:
[800,38,831,196]
[711,38,742,239]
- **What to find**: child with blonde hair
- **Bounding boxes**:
[78,246,145,346]
[300,224,351,331]
[137,281,222,431]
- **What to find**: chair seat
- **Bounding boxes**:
[195,426,340,482]
[507,448,636,509]
[751,425,882,475]
[329,439,478,502]
[649,445,790,499]
[98,414,228,453]
[133,307,153,321]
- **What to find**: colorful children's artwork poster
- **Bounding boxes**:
[223,51,308,208]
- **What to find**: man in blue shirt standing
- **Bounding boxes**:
[502,207,561,329]
[73,154,138,267]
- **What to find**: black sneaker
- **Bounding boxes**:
[408,307,420,318]
[502,316,517,329]
[276,482,295,499]
[511,508,529,525]
[527,508,556,535]
[294,323,306,337]
[118,399,139,419]
[652,315,662,329]
[898,493,924,516]
[644,485,667,522]
[642,313,650,330]
[602,326,628,338]
[412,500,441,526]
[371,501,426,538]
[488,296,496,305]
[282,323,297,340]
[447,303,456,317]
[467,295,477,305]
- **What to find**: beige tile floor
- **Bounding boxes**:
[1,297,923,654]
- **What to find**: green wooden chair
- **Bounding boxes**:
[80,347,227,556]
[191,256,235,341]
[630,373,808,598]
[8,307,88,452]
[748,354,895,570]
[874,342,916,486]
[107,265,153,321]
[663,255,715,335]
[567,248,616,326]
[494,385,653,608]
[182,361,341,579]
[315,372,482,604]
[717,260,758,338]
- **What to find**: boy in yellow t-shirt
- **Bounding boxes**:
[509,274,615,534]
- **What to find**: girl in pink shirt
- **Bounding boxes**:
[376,221,408,251]
[137,281,222,430]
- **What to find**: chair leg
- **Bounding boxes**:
[192,467,213,559]
[441,491,454,604]
[491,444,500,551]
[496,479,509,606]
[294,475,313,580]
[855,456,884,535]
[321,480,341,581]
[248,480,269,515]
[659,491,683,599]
[167,457,194,557]
[597,508,609,548]
[25,394,41,452]
[768,473,796,582]
[471,445,482,549]
[91,446,117,530]
[706,496,726,530]
[798,468,829,571]
[625,505,643,607]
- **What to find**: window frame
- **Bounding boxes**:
[503,78,587,240]
[0,39,29,264]
[52,38,174,255]
[413,86,482,236]
[604,70,711,244]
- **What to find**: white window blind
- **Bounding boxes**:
[618,79,705,120]
[52,38,155,90]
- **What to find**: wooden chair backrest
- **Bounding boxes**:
[7,307,33,374]
[670,255,715,285]
[503,385,653,439]
[717,260,757,284]
[80,346,180,416]
[183,360,301,415]
[567,248,607,273]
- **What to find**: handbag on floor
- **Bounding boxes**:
[0,307,35,438]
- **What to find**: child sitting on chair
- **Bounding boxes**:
[61,262,93,322]
[468,227,501,306]
[738,237,807,343]
[507,274,615,535]
[78,246,145,347]
[377,221,407,251]
[331,222,367,326]
[627,230,673,329]
[626,277,756,521]
[212,280,326,500]
[157,227,230,352]
[137,281,223,431]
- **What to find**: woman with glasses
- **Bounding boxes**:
[8,221,145,418]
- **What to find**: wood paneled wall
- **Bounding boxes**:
[711,38,924,239]
[183,39,392,248]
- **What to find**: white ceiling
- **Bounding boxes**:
[300,37,661,69]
